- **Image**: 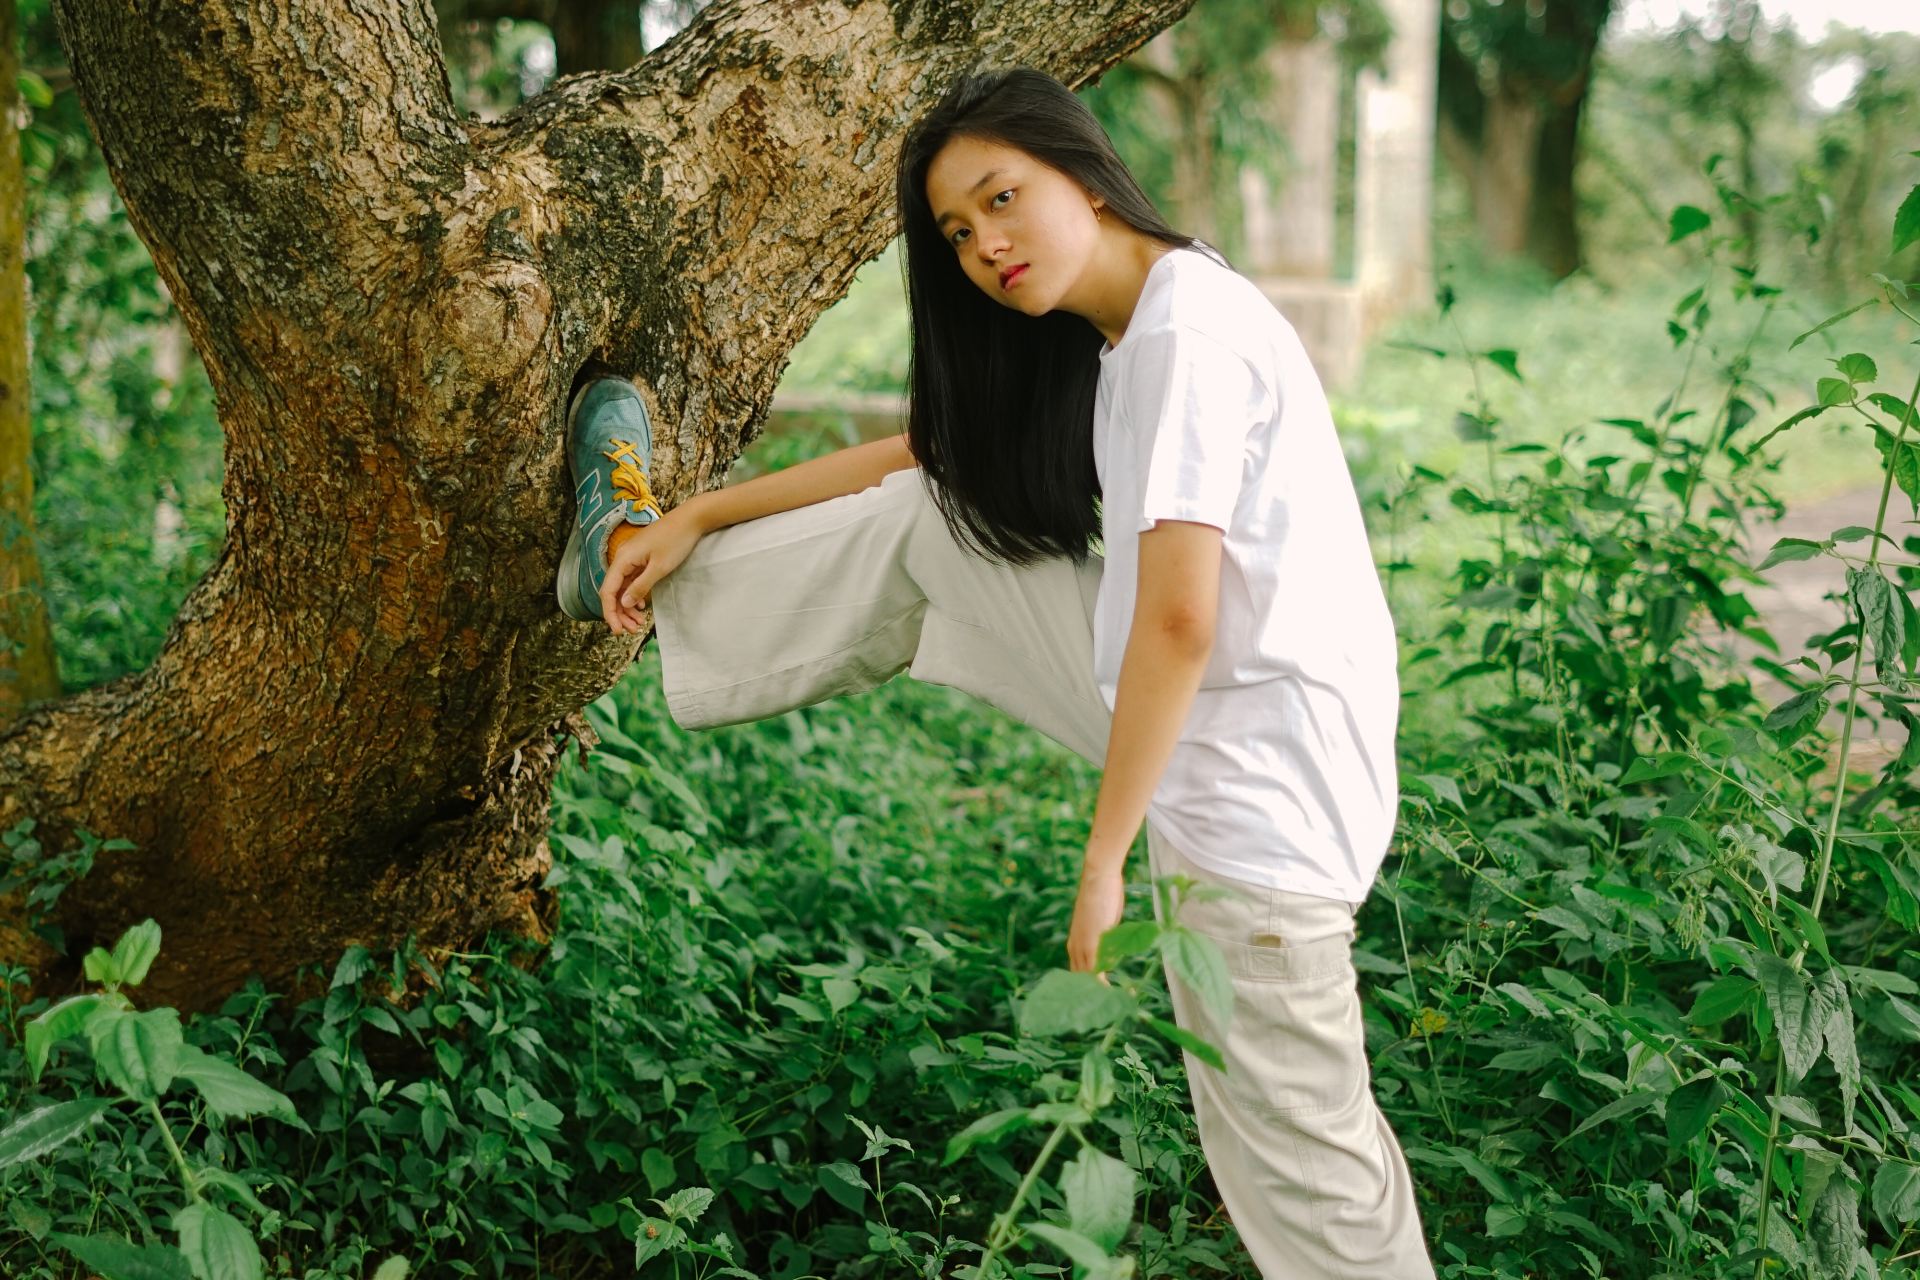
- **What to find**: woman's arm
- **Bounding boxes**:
[683,432,917,534]
[1067,517,1224,972]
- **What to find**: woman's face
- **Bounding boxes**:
[923,134,1104,316]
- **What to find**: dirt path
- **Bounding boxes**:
[1735,482,1917,781]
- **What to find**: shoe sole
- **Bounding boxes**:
[556,379,605,622]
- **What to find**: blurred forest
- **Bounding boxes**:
[4,2,1920,1278]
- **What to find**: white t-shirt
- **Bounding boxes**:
[1091,242,1401,904]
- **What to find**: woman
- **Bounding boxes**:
[554,65,1434,1280]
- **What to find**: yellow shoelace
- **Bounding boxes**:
[603,438,662,521]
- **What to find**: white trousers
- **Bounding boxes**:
[650,465,1435,1278]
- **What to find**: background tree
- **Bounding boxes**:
[1082,0,1390,262]
[0,0,59,720]
[1437,0,1613,277]
[0,0,1196,1014]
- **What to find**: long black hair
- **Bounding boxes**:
[895,66,1218,567]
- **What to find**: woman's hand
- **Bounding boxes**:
[600,502,710,634]
[1067,865,1127,977]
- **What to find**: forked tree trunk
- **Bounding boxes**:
[0,0,61,720]
[0,0,1195,1013]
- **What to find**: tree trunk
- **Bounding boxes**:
[1525,89,1584,279]
[0,0,61,721]
[0,0,1197,1013]
[1243,36,1339,278]
[1474,88,1541,258]
[1441,0,1609,275]
[1131,29,1218,247]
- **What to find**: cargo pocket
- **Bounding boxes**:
[1177,927,1369,1119]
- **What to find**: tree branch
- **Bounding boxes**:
[49,0,468,366]
[475,0,1195,493]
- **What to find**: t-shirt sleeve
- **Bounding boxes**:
[1114,326,1262,535]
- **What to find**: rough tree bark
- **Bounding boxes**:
[0,0,61,721]
[0,0,1195,1012]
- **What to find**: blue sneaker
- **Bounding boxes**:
[557,376,664,622]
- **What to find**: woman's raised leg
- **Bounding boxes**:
[649,464,1112,767]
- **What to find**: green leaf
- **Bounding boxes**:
[1758,537,1826,569]
[1093,920,1160,972]
[171,1203,262,1280]
[370,1259,411,1280]
[88,1008,183,1103]
[1757,953,1823,1084]
[771,994,826,1023]
[330,947,374,991]
[25,993,107,1081]
[1410,773,1465,809]
[17,69,53,109]
[1062,1145,1136,1252]
[1453,411,1495,442]
[1668,204,1711,243]
[1762,688,1828,749]
[943,1108,1030,1166]
[48,1233,192,1280]
[1834,353,1877,384]
[1725,822,1803,907]
[1789,299,1878,351]
[1665,1077,1726,1146]
[1077,1049,1116,1112]
[1485,1203,1528,1238]
[171,1045,303,1127]
[110,921,163,988]
[1895,183,1920,255]
[1482,349,1522,382]
[1768,1093,1821,1127]
[1817,377,1854,407]
[816,1160,868,1212]
[83,946,122,987]
[1566,1089,1658,1140]
[1872,1162,1920,1229]
[1022,1223,1112,1269]
[1808,1171,1869,1280]
[631,1218,687,1267]
[641,1147,676,1194]
[1687,975,1757,1026]
[1161,928,1234,1024]
[194,1170,271,1219]
[1813,969,1859,1134]
[1018,970,1135,1036]
[0,1097,116,1170]
[1144,1015,1225,1072]
[820,977,860,1015]
[1869,390,1919,423]
[652,1186,715,1224]
[1874,429,1920,518]
[1848,568,1905,687]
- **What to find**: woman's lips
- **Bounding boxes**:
[1001,264,1029,289]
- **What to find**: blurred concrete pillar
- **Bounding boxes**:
[1241,38,1340,278]
[1354,0,1439,329]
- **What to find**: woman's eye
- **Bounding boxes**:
[949,191,1014,247]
